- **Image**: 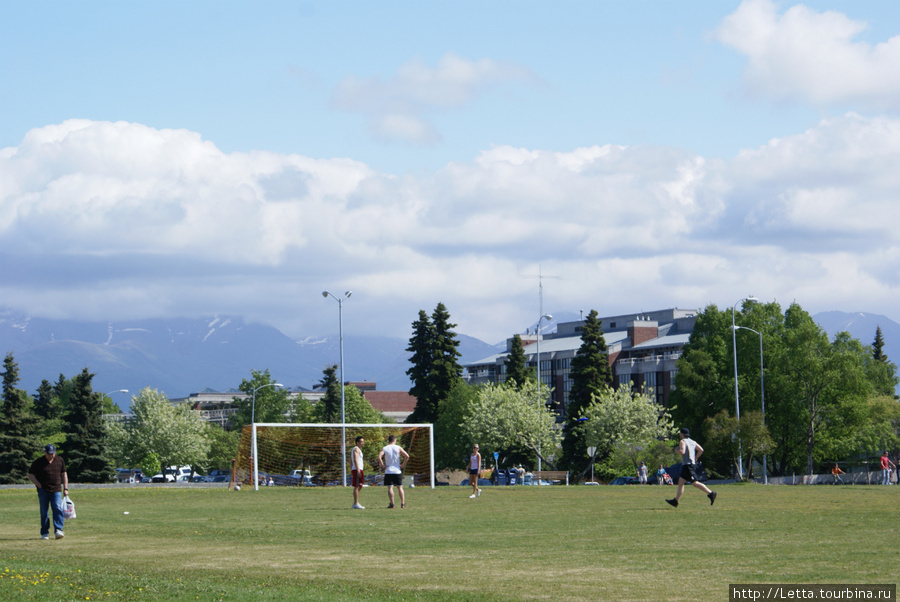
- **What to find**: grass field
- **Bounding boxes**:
[1,483,897,601]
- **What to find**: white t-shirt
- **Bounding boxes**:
[382,444,402,474]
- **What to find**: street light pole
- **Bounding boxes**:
[735,326,767,484]
[251,382,283,491]
[535,313,552,473]
[323,290,352,487]
[731,296,758,481]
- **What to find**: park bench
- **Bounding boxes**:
[531,470,569,485]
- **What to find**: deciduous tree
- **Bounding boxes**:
[462,381,561,469]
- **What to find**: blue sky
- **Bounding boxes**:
[2,1,899,344]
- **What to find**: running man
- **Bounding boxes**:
[378,434,409,509]
[351,435,365,509]
[468,444,482,499]
[666,428,717,508]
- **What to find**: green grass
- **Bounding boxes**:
[1,484,897,600]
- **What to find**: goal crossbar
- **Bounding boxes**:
[248,423,434,491]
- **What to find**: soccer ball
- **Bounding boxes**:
[234,484,241,491]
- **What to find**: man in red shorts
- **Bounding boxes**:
[351,436,366,509]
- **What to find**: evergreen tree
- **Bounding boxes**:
[406,310,436,421]
[559,310,612,473]
[873,326,888,362]
[33,379,57,420]
[0,353,40,484]
[428,302,463,409]
[63,368,114,483]
[408,303,462,423]
[504,334,531,389]
[314,364,343,423]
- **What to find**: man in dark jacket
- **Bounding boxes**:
[27,444,69,539]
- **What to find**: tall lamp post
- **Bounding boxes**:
[103,389,129,414]
[251,382,283,491]
[731,295,758,481]
[323,290,352,487]
[535,313,552,473]
[735,325,767,484]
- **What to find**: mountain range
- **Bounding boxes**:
[0,308,896,410]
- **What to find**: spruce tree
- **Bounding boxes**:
[407,303,462,424]
[406,310,437,422]
[873,326,888,362]
[0,353,39,484]
[33,379,57,420]
[314,364,343,423]
[504,334,531,389]
[63,368,114,483]
[560,310,612,473]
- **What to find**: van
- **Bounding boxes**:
[151,466,193,483]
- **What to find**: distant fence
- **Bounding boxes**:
[754,470,892,485]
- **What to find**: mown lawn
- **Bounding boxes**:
[1,483,897,600]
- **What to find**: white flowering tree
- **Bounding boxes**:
[462,380,562,469]
[110,387,208,477]
[577,385,676,479]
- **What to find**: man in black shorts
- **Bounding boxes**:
[378,434,409,509]
[666,428,717,508]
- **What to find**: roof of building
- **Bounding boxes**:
[362,391,417,413]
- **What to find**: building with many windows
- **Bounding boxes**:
[464,308,697,417]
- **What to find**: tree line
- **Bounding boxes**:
[2,300,897,484]
[408,302,899,481]
[0,354,388,483]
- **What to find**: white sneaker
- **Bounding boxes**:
[55,530,64,539]
[351,503,365,509]
[469,494,476,499]
[41,534,49,540]
[477,489,482,497]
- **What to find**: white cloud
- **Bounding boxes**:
[331,53,537,145]
[1,115,899,343]
[715,0,900,110]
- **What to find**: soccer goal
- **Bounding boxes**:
[235,423,434,490]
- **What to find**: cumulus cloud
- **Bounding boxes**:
[331,53,537,145]
[715,0,900,110]
[1,116,898,343]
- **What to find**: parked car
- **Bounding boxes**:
[192,475,211,483]
[289,469,313,486]
[151,466,193,483]
[609,476,640,485]
[211,475,229,483]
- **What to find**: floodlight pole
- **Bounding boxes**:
[731,296,758,482]
[324,290,352,487]
[535,313,552,473]
[251,382,283,491]
[735,325,767,484]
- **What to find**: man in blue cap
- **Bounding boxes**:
[27,444,69,539]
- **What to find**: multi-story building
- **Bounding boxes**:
[464,308,697,417]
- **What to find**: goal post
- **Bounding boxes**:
[236,423,435,490]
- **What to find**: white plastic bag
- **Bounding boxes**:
[63,495,76,520]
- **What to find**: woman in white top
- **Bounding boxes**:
[469,444,482,498]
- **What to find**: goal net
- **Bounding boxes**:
[235,423,434,489]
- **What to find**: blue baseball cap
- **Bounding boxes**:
[44,444,56,453]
